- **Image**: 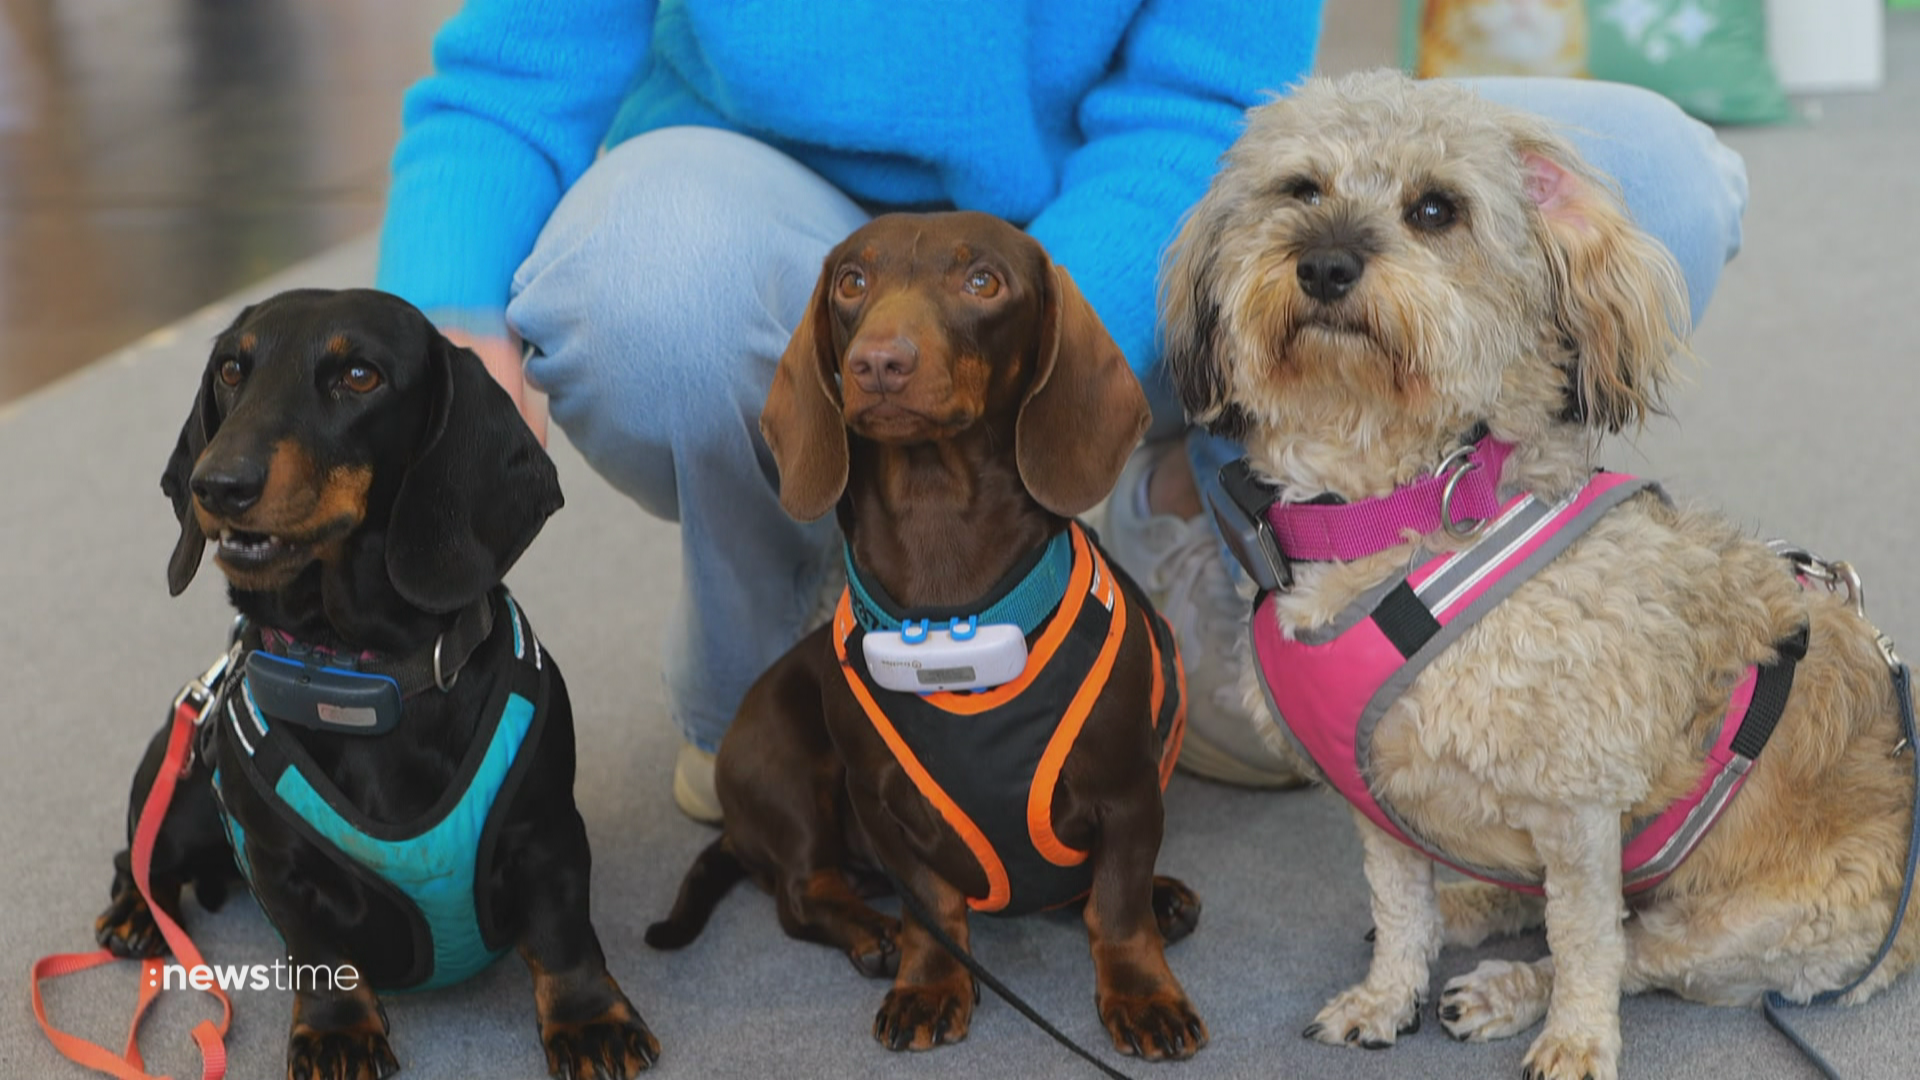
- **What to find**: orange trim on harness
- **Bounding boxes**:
[835,591,1014,913]
[1153,612,1190,790]
[31,697,232,1080]
[1027,545,1128,868]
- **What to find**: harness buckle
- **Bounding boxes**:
[172,634,244,776]
[1436,444,1488,542]
[1769,541,1902,668]
[174,643,238,719]
[1769,543,1909,752]
[1212,459,1293,593]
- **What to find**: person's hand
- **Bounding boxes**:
[442,327,550,447]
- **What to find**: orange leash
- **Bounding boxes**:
[31,663,235,1080]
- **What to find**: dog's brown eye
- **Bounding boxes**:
[1407,192,1458,232]
[342,364,383,394]
[217,358,245,387]
[1285,179,1323,205]
[965,269,1001,298]
[837,268,867,300]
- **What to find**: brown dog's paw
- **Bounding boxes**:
[1099,989,1208,1061]
[541,1001,661,1079]
[846,921,901,979]
[872,978,975,1051]
[95,886,167,959]
[1149,876,1202,946]
[287,1023,400,1080]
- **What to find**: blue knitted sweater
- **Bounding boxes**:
[375,0,1323,373]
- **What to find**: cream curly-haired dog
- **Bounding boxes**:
[1162,71,1919,1080]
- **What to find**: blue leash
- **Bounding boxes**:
[1761,660,1920,1079]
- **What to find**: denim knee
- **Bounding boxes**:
[509,127,865,520]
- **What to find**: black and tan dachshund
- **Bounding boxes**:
[95,289,658,1079]
[647,213,1206,1061]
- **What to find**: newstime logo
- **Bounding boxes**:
[149,958,361,992]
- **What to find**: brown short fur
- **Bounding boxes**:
[649,211,1209,1062]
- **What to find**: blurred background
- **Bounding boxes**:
[0,0,457,403]
[0,0,1911,405]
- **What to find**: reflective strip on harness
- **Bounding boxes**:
[1250,472,1805,894]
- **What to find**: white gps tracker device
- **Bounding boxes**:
[860,616,1029,693]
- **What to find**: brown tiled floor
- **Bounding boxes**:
[0,0,459,404]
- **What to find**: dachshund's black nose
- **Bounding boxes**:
[190,459,266,517]
[1297,248,1365,303]
[848,337,919,396]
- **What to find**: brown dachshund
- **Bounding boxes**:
[647,211,1208,1062]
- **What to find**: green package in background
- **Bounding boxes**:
[1587,0,1790,123]
[1400,1,1792,125]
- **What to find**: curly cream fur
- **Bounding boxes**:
[1167,71,1919,1080]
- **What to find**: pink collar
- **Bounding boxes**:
[1265,436,1514,563]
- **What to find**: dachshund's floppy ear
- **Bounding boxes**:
[160,360,222,596]
[1158,201,1251,440]
[1016,265,1150,518]
[1521,139,1689,433]
[385,334,563,613]
[759,270,848,522]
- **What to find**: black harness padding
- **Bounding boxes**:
[212,588,549,991]
[840,530,1183,918]
[1729,624,1808,762]
[1371,581,1443,660]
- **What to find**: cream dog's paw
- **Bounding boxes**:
[1439,959,1551,1041]
[1520,1024,1619,1080]
[1303,984,1422,1049]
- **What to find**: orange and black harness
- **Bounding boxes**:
[833,521,1186,918]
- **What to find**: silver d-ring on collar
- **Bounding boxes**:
[432,633,458,692]
[1436,444,1487,542]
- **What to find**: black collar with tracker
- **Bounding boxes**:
[237,596,495,737]
[244,650,405,735]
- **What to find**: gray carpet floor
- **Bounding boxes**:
[9,17,1920,1080]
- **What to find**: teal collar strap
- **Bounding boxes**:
[845,525,1077,638]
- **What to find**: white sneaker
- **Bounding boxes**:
[1103,442,1309,789]
[673,741,724,824]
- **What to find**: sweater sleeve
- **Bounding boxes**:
[1025,0,1323,375]
[375,0,656,337]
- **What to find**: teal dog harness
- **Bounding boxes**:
[213,589,546,991]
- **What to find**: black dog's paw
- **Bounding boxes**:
[192,872,231,913]
[95,881,167,959]
[542,1001,661,1079]
[287,1022,400,1080]
[1151,875,1202,946]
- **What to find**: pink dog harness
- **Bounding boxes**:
[1215,436,1806,894]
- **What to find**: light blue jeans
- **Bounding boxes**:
[508,79,1749,753]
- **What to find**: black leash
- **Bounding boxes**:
[1761,660,1920,1079]
[882,866,1139,1080]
